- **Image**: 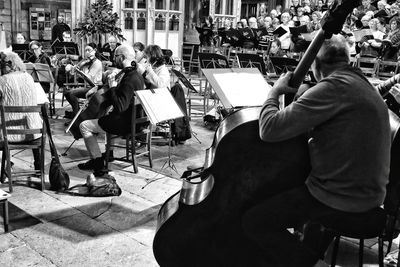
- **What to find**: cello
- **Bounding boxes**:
[153,1,360,266]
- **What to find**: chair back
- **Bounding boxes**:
[236,53,266,74]
[198,52,230,69]
[376,60,399,80]
[355,56,378,77]
[0,104,46,143]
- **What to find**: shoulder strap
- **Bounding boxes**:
[41,104,61,162]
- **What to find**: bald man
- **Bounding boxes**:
[78,45,144,175]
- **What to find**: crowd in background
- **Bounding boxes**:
[199,0,400,61]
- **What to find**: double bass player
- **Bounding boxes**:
[242,35,391,267]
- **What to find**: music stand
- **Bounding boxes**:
[202,68,272,109]
[12,44,31,62]
[52,42,79,56]
[135,88,185,187]
[269,56,299,75]
[25,63,54,84]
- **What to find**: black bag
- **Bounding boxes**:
[170,82,192,142]
[43,105,70,191]
[66,173,121,197]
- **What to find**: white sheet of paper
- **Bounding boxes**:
[34,82,49,104]
[213,72,272,107]
[135,88,184,124]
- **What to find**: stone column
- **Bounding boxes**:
[11,0,21,36]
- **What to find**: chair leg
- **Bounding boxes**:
[1,149,5,183]
[146,127,153,168]
[40,145,45,191]
[358,239,364,267]
[5,147,12,193]
[378,237,384,267]
[3,200,9,232]
[131,135,138,173]
[330,235,340,267]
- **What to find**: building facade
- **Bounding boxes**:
[2,0,276,57]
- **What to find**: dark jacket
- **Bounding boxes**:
[99,69,144,135]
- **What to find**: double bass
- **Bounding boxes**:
[153,1,360,266]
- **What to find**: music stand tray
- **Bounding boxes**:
[12,44,31,62]
[52,42,79,56]
[24,63,54,83]
[202,68,272,109]
[269,57,299,75]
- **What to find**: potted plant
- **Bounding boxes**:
[73,0,125,48]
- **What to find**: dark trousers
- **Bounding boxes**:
[242,185,360,267]
[64,87,90,115]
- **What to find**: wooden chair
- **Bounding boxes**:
[0,189,10,232]
[171,69,207,119]
[376,60,399,80]
[0,104,47,193]
[104,102,152,174]
[236,53,267,75]
[355,56,379,77]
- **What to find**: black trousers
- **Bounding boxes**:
[242,185,364,267]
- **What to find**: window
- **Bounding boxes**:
[137,12,146,30]
[125,12,134,29]
[125,0,133,8]
[156,0,166,10]
[225,0,234,15]
[170,0,179,11]
[137,0,146,9]
[169,14,179,31]
[155,13,166,30]
[215,0,222,14]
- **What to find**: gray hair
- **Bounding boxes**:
[115,45,135,62]
[316,34,350,65]
[3,51,26,72]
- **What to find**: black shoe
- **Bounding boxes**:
[78,159,96,170]
[78,157,105,172]
[102,151,114,162]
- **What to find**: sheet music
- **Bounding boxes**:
[34,82,49,104]
[211,69,272,108]
[135,88,184,124]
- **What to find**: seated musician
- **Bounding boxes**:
[77,45,144,175]
[136,45,170,90]
[0,51,44,172]
[15,33,28,44]
[64,43,103,119]
[55,31,80,96]
[242,35,391,267]
[133,42,146,64]
[101,36,121,67]
[27,41,52,93]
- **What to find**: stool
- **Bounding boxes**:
[0,189,10,232]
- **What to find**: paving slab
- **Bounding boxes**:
[11,212,156,266]
[0,244,56,267]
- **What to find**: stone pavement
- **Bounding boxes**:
[0,92,398,266]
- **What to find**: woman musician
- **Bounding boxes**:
[64,42,103,120]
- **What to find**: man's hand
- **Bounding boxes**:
[270,72,298,97]
[85,86,98,99]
